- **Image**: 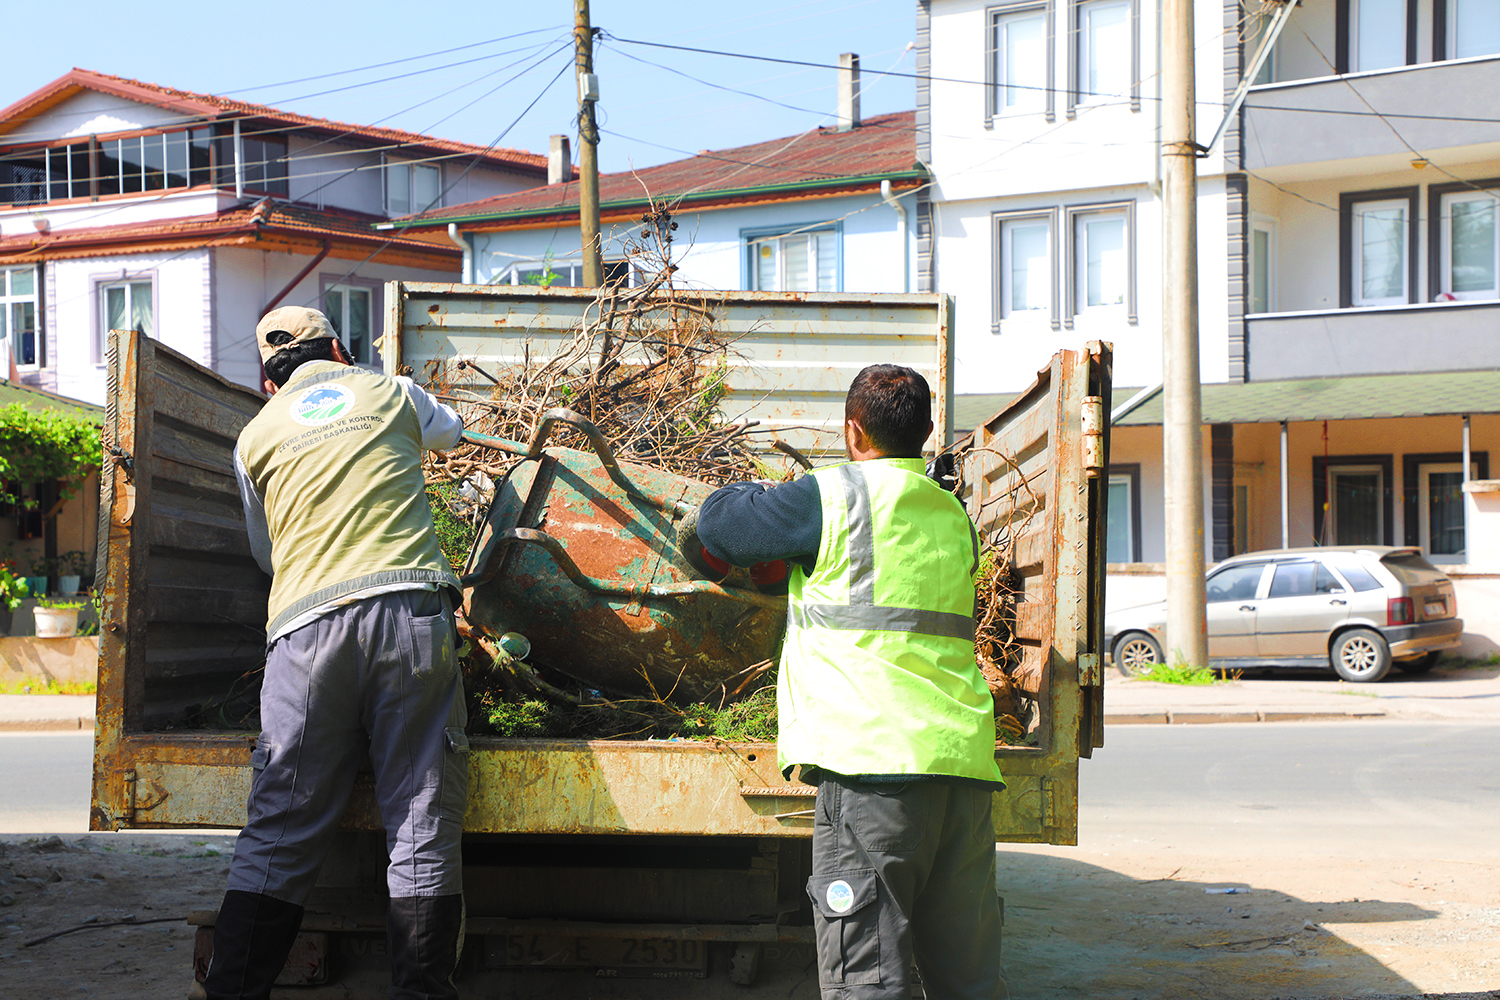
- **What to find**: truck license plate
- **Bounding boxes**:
[1426,601,1446,616]
[492,934,708,977]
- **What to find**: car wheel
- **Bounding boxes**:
[1395,651,1442,674]
[1330,628,1392,683]
[1114,633,1164,677]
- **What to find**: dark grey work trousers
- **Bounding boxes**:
[226,588,469,905]
[808,774,1004,1000]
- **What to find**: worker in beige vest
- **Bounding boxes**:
[205,306,467,1000]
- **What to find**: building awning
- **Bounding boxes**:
[955,370,1500,435]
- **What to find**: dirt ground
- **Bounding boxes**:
[1,832,1496,1000]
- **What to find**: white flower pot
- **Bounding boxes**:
[33,606,79,638]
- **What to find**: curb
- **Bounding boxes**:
[0,717,95,732]
[1104,709,1386,725]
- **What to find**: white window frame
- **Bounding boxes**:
[1328,464,1385,546]
[1070,208,1129,317]
[1439,189,1499,300]
[992,6,1050,119]
[746,227,840,293]
[1447,0,1500,60]
[321,278,380,367]
[96,276,154,365]
[1351,198,1410,307]
[1417,461,1475,561]
[1350,0,1407,72]
[1,265,40,371]
[1249,215,1278,314]
[385,159,442,217]
[502,259,585,288]
[1076,0,1132,108]
[993,209,1057,329]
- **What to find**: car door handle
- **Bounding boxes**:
[1329,599,1346,605]
[1239,605,1255,612]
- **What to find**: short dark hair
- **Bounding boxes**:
[263,338,341,387]
[846,364,932,457]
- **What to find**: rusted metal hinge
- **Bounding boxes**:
[117,768,137,825]
[1082,397,1104,478]
[108,445,135,483]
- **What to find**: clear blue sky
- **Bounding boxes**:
[10,1,918,174]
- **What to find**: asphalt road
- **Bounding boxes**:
[0,731,93,834]
[1075,719,1500,860]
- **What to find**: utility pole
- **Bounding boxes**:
[575,0,603,286]
[1161,0,1208,666]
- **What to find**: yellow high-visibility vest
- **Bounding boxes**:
[777,458,1003,783]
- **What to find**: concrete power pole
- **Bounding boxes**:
[1161,0,1208,666]
[575,0,603,287]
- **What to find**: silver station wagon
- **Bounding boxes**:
[1105,546,1463,682]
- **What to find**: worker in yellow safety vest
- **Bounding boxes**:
[696,364,1005,1000]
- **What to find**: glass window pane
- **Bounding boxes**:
[118,137,145,194]
[97,140,122,197]
[1106,477,1132,562]
[164,132,190,189]
[1251,228,1270,313]
[1207,564,1264,602]
[11,301,36,366]
[347,289,370,363]
[1269,562,1315,598]
[1358,205,1405,302]
[143,134,167,191]
[190,128,214,187]
[412,164,441,213]
[1083,1,1130,101]
[106,286,127,331]
[1333,471,1381,545]
[1450,197,1497,293]
[1006,221,1049,313]
[756,241,777,290]
[1355,0,1406,70]
[1452,0,1500,58]
[999,13,1046,111]
[1330,558,1383,591]
[1315,564,1342,593]
[11,267,33,297]
[1082,215,1125,308]
[325,289,344,330]
[387,163,411,216]
[781,236,810,291]
[814,231,837,290]
[130,282,153,337]
[1427,470,1466,555]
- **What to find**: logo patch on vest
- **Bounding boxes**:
[289,384,355,426]
[825,880,855,914]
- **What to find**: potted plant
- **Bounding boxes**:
[55,550,91,597]
[0,560,27,634]
[24,553,50,600]
[33,596,85,638]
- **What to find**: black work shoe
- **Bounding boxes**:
[202,889,306,1000]
[386,894,466,1000]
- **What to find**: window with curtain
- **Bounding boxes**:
[323,284,372,364]
[750,229,838,292]
[1351,199,1408,305]
[100,280,153,361]
[998,215,1052,319]
[994,7,1048,115]
[1078,0,1130,105]
[1440,190,1499,299]
[1448,0,1500,59]
[1,266,39,369]
[1350,0,1406,71]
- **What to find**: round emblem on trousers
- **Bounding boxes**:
[826,879,855,913]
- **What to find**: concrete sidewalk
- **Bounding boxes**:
[2,666,1497,732]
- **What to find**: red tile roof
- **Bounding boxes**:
[0,69,548,174]
[0,199,460,264]
[398,111,923,228]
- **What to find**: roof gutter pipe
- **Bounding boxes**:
[448,224,474,284]
[880,179,909,294]
[1111,382,1162,424]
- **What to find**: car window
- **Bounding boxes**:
[1382,552,1449,586]
[1268,562,1315,598]
[1206,563,1264,603]
[1328,559,1383,592]
[1315,564,1344,593]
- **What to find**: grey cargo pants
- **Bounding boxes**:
[226,588,468,904]
[808,774,1004,1000]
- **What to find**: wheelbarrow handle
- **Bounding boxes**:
[460,528,788,611]
[462,408,693,516]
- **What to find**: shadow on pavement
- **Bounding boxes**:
[997,851,1443,1000]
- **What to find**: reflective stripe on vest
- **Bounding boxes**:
[789,463,978,641]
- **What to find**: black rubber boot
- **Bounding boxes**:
[386,894,465,1000]
[202,889,306,1000]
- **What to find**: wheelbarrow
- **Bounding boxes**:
[459,409,788,704]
